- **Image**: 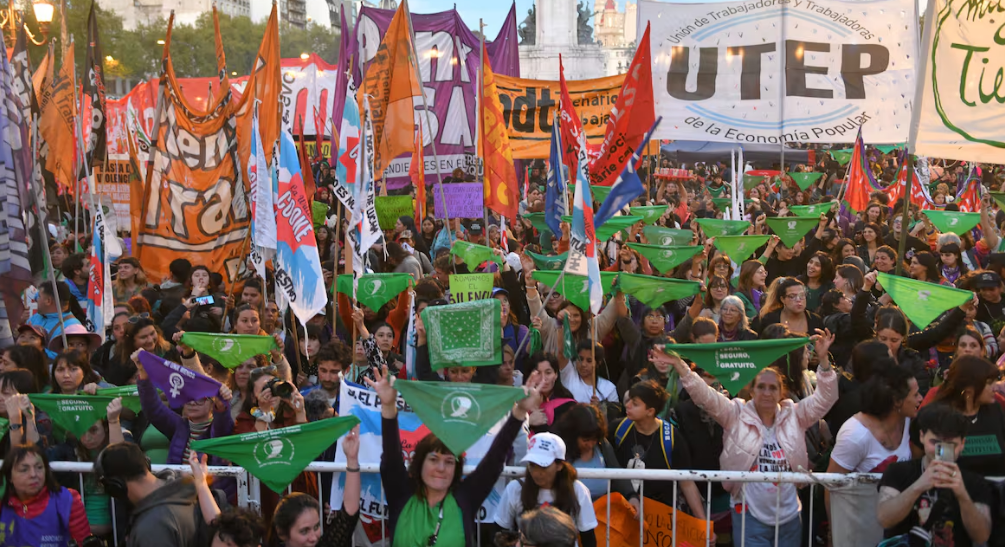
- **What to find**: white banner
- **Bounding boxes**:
[329,381,527,532]
[910,0,1005,163]
[639,0,918,144]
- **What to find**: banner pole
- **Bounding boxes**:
[331,201,343,329]
[479,18,491,247]
[31,107,68,349]
[895,151,913,277]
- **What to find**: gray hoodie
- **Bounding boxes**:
[126,471,227,547]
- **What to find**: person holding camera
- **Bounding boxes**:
[877,404,992,546]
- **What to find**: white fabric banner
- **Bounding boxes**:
[638,0,918,144]
[910,0,1005,163]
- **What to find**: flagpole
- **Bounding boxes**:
[479,19,491,246]
[401,0,455,268]
[895,150,913,277]
[555,111,570,214]
[512,270,567,358]
[331,201,343,329]
[32,110,68,350]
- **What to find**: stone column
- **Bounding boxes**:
[536,0,578,46]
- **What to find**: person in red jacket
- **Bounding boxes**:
[0,443,90,545]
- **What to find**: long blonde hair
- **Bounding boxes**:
[114,258,148,293]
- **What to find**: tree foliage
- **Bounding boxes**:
[10,1,340,90]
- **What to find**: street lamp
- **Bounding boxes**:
[1,0,54,46]
[300,52,310,61]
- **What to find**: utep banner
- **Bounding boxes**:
[639,0,918,144]
[330,381,526,541]
[340,6,519,187]
[910,0,1005,163]
[495,73,626,159]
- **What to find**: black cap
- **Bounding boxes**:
[975,271,1002,288]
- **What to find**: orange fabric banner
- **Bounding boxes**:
[640,497,710,547]
[362,0,422,179]
[39,44,76,189]
[135,10,249,285]
[480,46,519,220]
[592,493,649,547]
[234,4,281,170]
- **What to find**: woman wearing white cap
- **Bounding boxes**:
[493,432,598,547]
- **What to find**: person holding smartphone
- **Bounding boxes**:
[877,404,992,546]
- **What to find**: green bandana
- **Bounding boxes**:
[708,184,728,198]
[393,380,525,455]
[666,338,810,395]
[531,271,619,311]
[711,198,753,211]
[627,243,702,273]
[312,201,329,230]
[421,299,502,370]
[695,218,750,237]
[629,206,669,225]
[764,217,820,248]
[29,394,115,438]
[788,172,824,191]
[743,175,764,189]
[191,416,359,493]
[563,214,641,242]
[526,250,567,271]
[615,273,702,308]
[451,240,504,271]
[644,227,694,246]
[571,184,614,204]
[789,203,837,217]
[374,196,414,230]
[336,273,412,311]
[877,272,972,328]
[830,150,853,165]
[95,385,143,413]
[922,210,982,235]
[713,235,770,262]
[990,192,1005,212]
[528,328,543,356]
[180,333,277,369]
[523,212,552,235]
[395,493,465,547]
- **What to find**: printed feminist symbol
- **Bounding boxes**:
[168,372,185,398]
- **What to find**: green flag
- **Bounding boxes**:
[421,299,502,370]
[644,227,693,246]
[922,210,982,235]
[526,251,567,271]
[95,385,143,413]
[830,149,853,165]
[743,174,764,189]
[789,203,837,217]
[764,217,820,247]
[191,416,359,494]
[563,214,641,242]
[562,315,576,361]
[448,274,495,304]
[629,206,669,225]
[523,213,552,235]
[336,273,412,311]
[616,273,702,308]
[990,192,1005,212]
[180,333,277,369]
[451,240,504,271]
[874,144,903,154]
[876,272,972,328]
[695,218,750,237]
[571,184,614,204]
[531,271,619,311]
[711,198,753,211]
[28,394,115,438]
[713,235,770,261]
[665,338,811,395]
[312,201,329,230]
[393,381,525,456]
[708,184,728,198]
[788,172,824,191]
[627,243,702,273]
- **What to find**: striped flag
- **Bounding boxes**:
[594,117,662,229]
[248,103,276,280]
[564,144,602,315]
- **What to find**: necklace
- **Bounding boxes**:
[631,426,657,460]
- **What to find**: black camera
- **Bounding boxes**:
[265,377,296,399]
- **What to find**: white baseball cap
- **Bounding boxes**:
[521,433,566,467]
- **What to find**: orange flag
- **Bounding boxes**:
[362,0,422,179]
[480,46,519,219]
[234,4,281,169]
[298,115,317,205]
[410,125,426,220]
[39,43,76,189]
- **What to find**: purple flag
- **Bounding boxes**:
[336,4,520,189]
[330,5,352,138]
[138,350,222,409]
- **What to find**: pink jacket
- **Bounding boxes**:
[679,365,838,494]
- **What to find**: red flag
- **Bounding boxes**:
[298,115,317,205]
[957,178,981,212]
[843,130,879,213]
[559,56,588,190]
[312,105,325,162]
[410,125,426,221]
[589,25,655,187]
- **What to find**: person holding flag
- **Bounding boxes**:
[365,365,545,547]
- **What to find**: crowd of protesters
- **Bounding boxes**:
[5,152,1005,547]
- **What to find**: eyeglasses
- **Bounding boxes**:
[784,293,806,301]
[128,312,151,324]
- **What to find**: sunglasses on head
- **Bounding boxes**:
[128,313,151,324]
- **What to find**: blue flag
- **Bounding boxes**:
[545,118,567,236]
[594,117,662,229]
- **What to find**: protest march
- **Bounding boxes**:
[2,0,1005,545]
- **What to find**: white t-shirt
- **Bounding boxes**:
[831,416,911,473]
[561,364,619,404]
[493,478,599,533]
[733,425,800,525]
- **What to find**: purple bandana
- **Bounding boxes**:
[137,350,222,409]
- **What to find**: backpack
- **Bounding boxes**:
[613,418,675,468]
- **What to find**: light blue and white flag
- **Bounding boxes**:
[248,103,276,281]
[334,76,360,207]
[564,142,603,315]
